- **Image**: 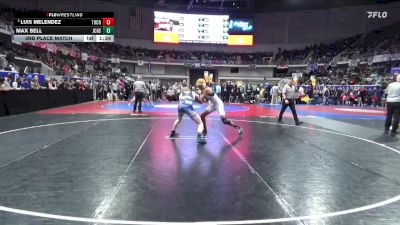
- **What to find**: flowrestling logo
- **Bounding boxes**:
[228,20,253,32]
[367,11,388,19]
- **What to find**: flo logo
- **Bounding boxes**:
[367,11,388,18]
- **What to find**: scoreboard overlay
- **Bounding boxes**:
[13,12,114,42]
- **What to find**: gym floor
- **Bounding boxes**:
[0,101,399,225]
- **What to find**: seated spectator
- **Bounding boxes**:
[371,93,379,107]
[349,91,357,106]
[0,77,7,90]
[48,78,57,90]
[249,93,256,104]
[31,77,40,90]
[1,77,10,90]
[21,78,32,90]
[12,77,21,90]
[339,92,347,105]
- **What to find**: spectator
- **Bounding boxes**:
[297,85,305,104]
[215,82,222,99]
[12,77,21,90]
[50,79,58,90]
[322,85,330,105]
[0,77,7,90]
[270,83,279,104]
[166,87,176,101]
[150,81,157,101]
[21,78,31,90]
[31,77,40,90]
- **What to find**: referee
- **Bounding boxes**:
[384,74,400,135]
[133,76,146,113]
[278,78,303,126]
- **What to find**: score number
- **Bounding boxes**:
[102,18,114,35]
[102,18,114,26]
[102,26,114,34]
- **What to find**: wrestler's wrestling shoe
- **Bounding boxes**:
[237,126,243,135]
[197,134,207,144]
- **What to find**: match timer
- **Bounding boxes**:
[13,12,115,42]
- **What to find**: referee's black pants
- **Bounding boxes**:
[278,99,299,122]
[385,102,400,132]
[133,91,144,112]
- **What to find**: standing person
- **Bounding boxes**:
[245,83,253,103]
[170,84,206,144]
[265,82,272,103]
[226,81,233,102]
[101,82,107,100]
[270,83,279,104]
[118,79,126,100]
[143,82,154,107]
[125,80,132,101]
[277,79,303,126]
[157,81,163,101]
[322,85,330,105]
[172,82,179,97]
[196,78,243,136]
[384,75,400,135]
[297,85,305,104]
[215,82,222,99]
[132,76,146,113]
[111,80,119,100]
[222,82,228,102]
[231,84,238,103]
[240,83,246,103]
[151,80,157,101]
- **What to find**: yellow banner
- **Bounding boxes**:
[154,31,179,44]
[228,35,253,46]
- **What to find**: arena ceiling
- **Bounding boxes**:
[101,0,397,12]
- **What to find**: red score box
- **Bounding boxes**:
[102,18,114,26]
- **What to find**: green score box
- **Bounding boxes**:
[102,26,114,35]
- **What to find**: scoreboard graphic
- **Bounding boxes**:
[13,12,114,42]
